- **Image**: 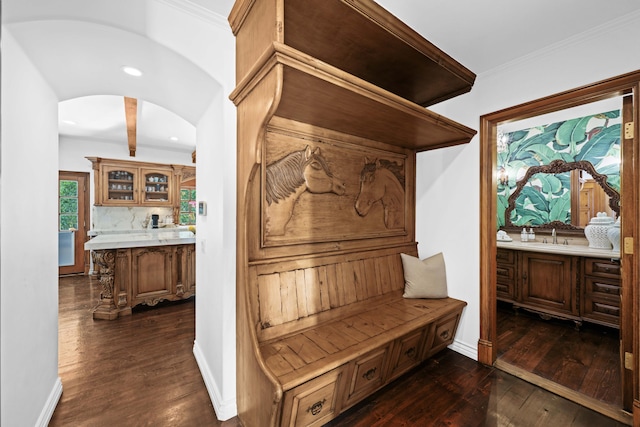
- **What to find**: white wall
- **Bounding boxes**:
[192,87,238,420]
[1,30,62,426]
[152,8,239,421]
[416,11,640,359]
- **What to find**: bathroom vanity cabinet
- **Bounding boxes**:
[497,247,620,328]
[521,251,578,320]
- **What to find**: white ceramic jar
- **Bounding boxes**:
[585,212,614,249]
[607,217,621,252]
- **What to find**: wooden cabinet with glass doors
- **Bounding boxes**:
[87,157,178,207]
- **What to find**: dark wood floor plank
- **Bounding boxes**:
[51,275,236,427]
[497,303,621,408]
[498,315,565,371]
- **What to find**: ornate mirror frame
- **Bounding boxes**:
[503,159,620,232]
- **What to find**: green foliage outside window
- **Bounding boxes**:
[59,180,79,230]
[180,188,196,225]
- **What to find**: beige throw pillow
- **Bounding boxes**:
[400,252,448,299]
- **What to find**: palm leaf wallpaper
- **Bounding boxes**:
[497,110,621,228]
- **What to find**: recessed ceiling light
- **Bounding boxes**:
[169,136,179,142]
[122,66,143,77]
[62,120,77,125]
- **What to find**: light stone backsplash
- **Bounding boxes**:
[92,206,174,231]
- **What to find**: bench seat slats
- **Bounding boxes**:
[260,291,466,390]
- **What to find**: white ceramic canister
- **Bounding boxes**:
[607,217,621,252]
[584,212,614,249]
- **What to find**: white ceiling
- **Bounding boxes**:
[6,0,640,155]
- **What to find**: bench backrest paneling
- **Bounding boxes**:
[251,244,417,342]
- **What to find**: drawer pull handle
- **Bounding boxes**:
[440,330,450,340]
[405,347,417,358]
[363,367,377,380]
[307,399,326,416]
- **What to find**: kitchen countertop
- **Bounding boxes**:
[85,230,195,250]
[88,226,189,237]
[497,239,619,259]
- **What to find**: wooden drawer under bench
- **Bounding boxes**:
[261,294,466,426]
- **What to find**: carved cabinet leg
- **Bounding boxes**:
[91,249,120,320]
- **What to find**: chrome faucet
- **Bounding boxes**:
[552,228,557,244]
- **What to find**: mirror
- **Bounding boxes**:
[503,159,620,232]
[497,101,622,233]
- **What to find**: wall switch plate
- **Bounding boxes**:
[198,201,207,216]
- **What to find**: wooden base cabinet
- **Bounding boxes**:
[496,248,620,329]
[519,252,578,320]
[581,258,621,327]
[92,244,195,320]
[496,248,517,302]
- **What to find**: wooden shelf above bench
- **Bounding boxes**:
[230,44,475,151]
[230,0,475,107]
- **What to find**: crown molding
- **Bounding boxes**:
[480,9,640,78]
[156,0,230,30]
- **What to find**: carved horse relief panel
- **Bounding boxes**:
[265,145,346,236]
[355,158,405,230]
[262,128,408,246]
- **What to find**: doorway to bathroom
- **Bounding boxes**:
[478,70,639,424]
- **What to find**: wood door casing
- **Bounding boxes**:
[479,70,640,418]
[59,171,89,275]
[619,92,636,413]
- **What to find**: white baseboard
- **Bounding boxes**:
[193,340,237,421]
[36,377,62,427]
[448,339,477,361]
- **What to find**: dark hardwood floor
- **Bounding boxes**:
[52,275,627,426]
[497,301,621,405]
[52,275,238,427]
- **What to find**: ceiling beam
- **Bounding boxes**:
[124,97,137,157]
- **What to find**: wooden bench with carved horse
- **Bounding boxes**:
[244,243,467,426]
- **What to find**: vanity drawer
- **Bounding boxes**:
[497,248,516,265]
[343,345,391,408]
[281,366,346,427]
[584,258,621,279]
[584,277,621,298]
[582,294,620,327]
[497,265,515,283]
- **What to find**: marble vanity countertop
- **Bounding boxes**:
[85,230,195,250]
[88,226,189,237]
[497,239,619,259]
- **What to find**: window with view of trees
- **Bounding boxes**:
[180,188,196,225]
[59,180,79,230]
